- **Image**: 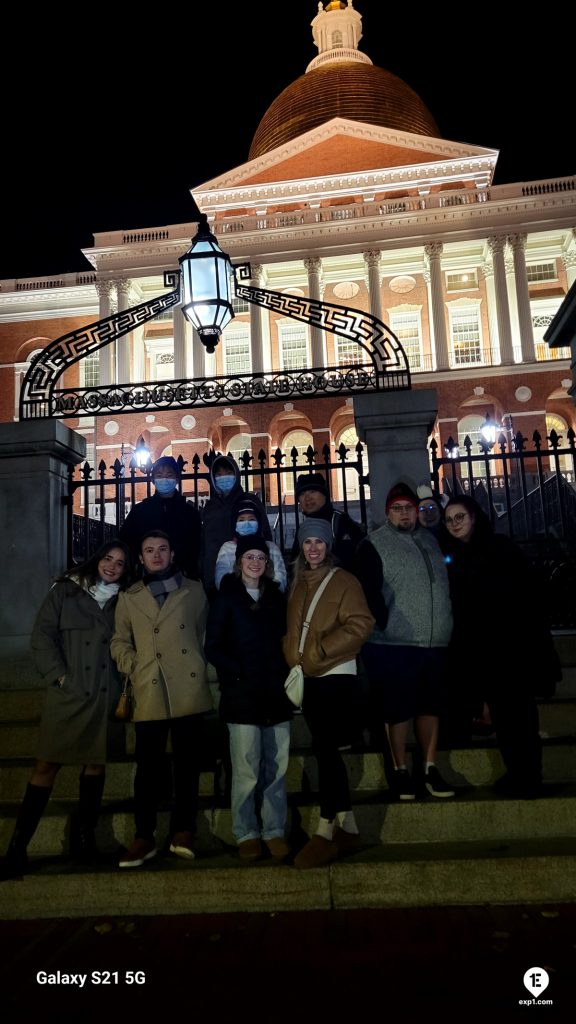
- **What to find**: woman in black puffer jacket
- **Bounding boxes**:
[205,536,292,862]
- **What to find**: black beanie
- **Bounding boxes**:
[235,536,269,561]
[295,473,328,499]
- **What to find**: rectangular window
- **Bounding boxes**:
[450,307,483,366]
[335,336,364,365]
[389,311,423,370]
[223,328,251,374]
[232,295,250,314]
[446,271,478,291]
[526,262,557,283]
[81,352,100,388]
[279,323,309,370]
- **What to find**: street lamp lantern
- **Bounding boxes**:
[480,412,497,447]
[179,213,235,353]
[135,436,151,469]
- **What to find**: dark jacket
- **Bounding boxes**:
[290,501,365,574]
[205,574,292,726]
[119,491,201,579]
[445,529,561,697]
[200,455,271,592]
[31,579,124,763]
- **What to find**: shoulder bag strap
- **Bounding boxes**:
[298,569,337,656]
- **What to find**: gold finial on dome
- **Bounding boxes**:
[325,2,347,10]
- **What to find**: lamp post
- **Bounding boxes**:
[135,436,151,469]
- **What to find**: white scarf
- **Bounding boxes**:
[70,574,120,609]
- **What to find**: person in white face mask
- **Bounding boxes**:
[214,496,287,592]
[200,454,272,597]
[119,456,201,580]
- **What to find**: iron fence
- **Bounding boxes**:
[68,442,369,565]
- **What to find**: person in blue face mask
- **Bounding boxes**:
[119,456,201,579]
[214,496,287,592]
[200,454,272,597]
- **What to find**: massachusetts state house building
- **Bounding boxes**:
[1,0,575,510]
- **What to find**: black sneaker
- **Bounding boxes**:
[424,765,455,798]
[393,768,416,801]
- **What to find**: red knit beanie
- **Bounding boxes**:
[385,482,419,513]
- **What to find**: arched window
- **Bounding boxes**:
[335,426,370,502]
[282,429,314,494]
[14,348,43,420]
[457,413,485,478]
[546,413,571,475]
[227,432,252,467]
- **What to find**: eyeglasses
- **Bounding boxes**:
[418,504,437,513]
[243,554,267,563]
[445,512,469,526]
[389,503,415,513]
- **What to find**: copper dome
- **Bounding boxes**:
[249,62,439,160]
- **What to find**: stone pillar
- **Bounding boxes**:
[304,257,325,367]
[116,279,132,384]
[0,421,86,685]
[509,233,536,362]
[562,251,576,290]
[363,250,383,323]
[424,243,449,370]
[488,236,515,365]
[95,279,113,385]
[354,389,438,528]
[480,262,500,363]
[173,308,187,379]
[249,264,264,373]
[192,327,205,378]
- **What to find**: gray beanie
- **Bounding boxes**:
[297,518,333,549]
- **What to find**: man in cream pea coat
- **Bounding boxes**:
[111,530,212,868]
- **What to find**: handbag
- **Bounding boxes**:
[113,677,133,721]
[284,569,337,708]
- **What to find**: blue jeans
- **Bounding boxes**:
[227,722,290,842]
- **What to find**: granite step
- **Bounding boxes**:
[1,835,575,920]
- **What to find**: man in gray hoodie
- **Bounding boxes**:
[357,482,454,802]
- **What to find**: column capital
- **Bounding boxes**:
[424,242,443,263]
[488,235,507,256]
[304,256,322,275]
[561,251,576,269]
[504,254,514,275]
[250,264,263,285]
[363,250,382,268]
[115,278,131,298]
[422,269,431,284]
[95,279,112,298]
[480,262,494,279]
[508,233,527,251]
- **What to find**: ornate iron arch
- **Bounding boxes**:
[19,263,411,420]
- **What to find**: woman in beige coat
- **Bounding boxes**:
[284,519,374,869]
[111,530,212,868]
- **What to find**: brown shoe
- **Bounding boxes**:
[170,831,195,860]
[332,827,361,857]
[265,837,290,861]
[238,838,262,862]
[118,838,157,869]
[294,835,339,870]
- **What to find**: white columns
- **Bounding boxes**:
[95,280,113,385]
[116,279,132,384]
[304,257,325,366]
[508,233,535,362]
[480,263,500,363]
[424,243,449,370]
[192,328,206,379]
[363,250,383,323]
[488,236,514,366]
[562,251,576,289]
[173,308,187,379]
[249,264,264,372]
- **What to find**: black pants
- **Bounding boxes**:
[302,674,358,821]
[487,690,542,785]
[133,714,204,840]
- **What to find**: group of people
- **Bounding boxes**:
[2,455,561,879]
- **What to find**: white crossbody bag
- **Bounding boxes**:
[284,569,337,708]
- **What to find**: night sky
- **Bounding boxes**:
[2,3,572,280]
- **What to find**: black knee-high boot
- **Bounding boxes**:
[70,773,105,860]
[2,783,52,879]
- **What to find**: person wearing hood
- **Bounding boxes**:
[214,494,287,592]
[119,456,201,580]
[289,472,365,574]
[200,453,271,595]
[416,484,445,541]
[356,482,455,803]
